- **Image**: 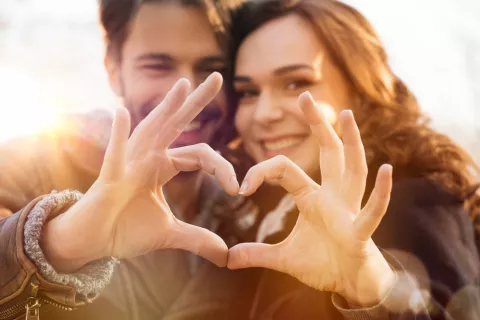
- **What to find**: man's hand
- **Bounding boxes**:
[41,73,239,272]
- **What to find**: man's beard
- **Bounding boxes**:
[118,76,227,177]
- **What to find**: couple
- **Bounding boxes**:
[1,0,480,319]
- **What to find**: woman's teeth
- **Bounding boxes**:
[183,121,202,133]
[263,137,304,151]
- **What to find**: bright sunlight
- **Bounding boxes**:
[0,67,59,142]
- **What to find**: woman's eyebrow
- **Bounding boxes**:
[273,64,314,75]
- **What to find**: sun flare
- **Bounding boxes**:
[0,66,60,142]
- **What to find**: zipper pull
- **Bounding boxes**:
[25,297,41,320]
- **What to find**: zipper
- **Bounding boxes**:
[0,276,74,320]
[0,300,27,320]
[24,298,40,320]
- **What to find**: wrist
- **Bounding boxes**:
[41,217,98,273]
[341,247,396,307]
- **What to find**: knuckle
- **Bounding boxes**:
[333,137,344,149]
[194,233,207,256]
[275,154,289,163]
[274,155,291,168]
[197,142,210,150]
[324,136,343,150]
[196,143,212,155]
[173,124,185,135]
[275,155,291,179]
[236,246,250,267]
[195,158,202,170]
[358,163,368,177]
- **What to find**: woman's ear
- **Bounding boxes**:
[104,54,122,97]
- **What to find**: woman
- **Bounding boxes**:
[193,0,480,318]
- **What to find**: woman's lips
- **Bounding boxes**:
[261,136,307,159]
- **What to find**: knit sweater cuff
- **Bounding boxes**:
[24,190,117,301]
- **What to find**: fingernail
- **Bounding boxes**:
[174,78,190,92]
[230,175,240,190]
[239,181,249,195]
[340,109,353,118]
[299,91,313,103]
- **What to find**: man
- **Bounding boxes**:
[0,1,235,318]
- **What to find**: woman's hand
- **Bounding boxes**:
[228,92,395,306]
[42,73,239,272]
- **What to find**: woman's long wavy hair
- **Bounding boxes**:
[226,0,480,239]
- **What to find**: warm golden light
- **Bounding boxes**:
[0,66,59,142]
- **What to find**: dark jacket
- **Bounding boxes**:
[0,112,479,319]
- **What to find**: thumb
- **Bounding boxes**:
[227,243,283,271]
[167,219,228,267]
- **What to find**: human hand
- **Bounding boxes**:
[42,73,239,272]
[228,92,395,306]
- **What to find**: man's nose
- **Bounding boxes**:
[178,68,198,89]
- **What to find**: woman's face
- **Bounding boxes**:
[234,13,354,177]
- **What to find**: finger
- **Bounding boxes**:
[354,164,393,240]
[167,218,228,267]
[298,92,344,185]
[227,243,283,271]
[168,144,239,195]
[156,72,223,149]
[100,106,131,181]
[130,78,191,148]
[340,110,368,211]
[239,156,316,200]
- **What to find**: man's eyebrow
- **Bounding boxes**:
[135,53,175,63]
[196,56,226,66]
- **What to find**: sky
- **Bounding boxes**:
[0,0,479,154]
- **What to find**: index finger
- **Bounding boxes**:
[156,72,223,149]
[298,92,345,186]
[167,144,239,195]
[240,155,317,200]
[129,78,191,151]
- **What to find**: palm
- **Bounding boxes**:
[108,188,173,258]
[228,92,394,303]
[282,215,341,291]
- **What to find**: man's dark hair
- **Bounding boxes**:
[99,0,229,61]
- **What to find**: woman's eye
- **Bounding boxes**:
[285,79,313,91]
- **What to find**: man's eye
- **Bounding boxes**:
[202,66,228,76]
[142,64,172,72]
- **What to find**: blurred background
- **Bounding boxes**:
[0,0,479,162]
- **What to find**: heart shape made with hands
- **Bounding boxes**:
[43,74,394,305]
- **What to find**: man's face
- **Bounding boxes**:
[107,2,227,148]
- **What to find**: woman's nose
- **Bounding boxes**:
[253,91,285,125]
